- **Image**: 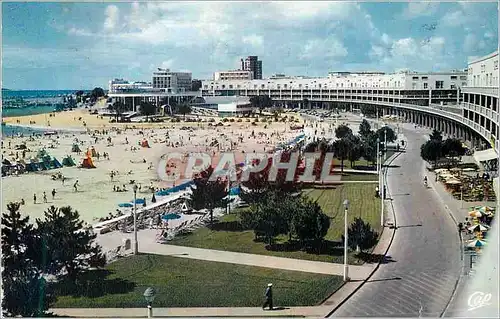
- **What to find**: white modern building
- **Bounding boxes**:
[214,70,253,81]
[108,79,153,93]
[462,50,499,163]
[191,96,255,117]
[152,68,192,93]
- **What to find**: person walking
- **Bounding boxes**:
[51,189,56,199]
[43,192,47,203]
[33,193,37,204]
[73,180,79,192]
[262,283,273,310]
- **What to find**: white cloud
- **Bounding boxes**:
[160,59,175,69]
[464,33,478,52]
[441,10,467,27]
[402,2,439,18]
[300,38,348,59]
[242,35,264,48]
[369,36,447,71]
[104,5,120,31]
[484,31,494,39]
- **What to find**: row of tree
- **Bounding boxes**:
[303,120,397,174]
[420,129,466,167]
[2,203,105,317]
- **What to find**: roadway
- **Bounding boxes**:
[330,125,462,317]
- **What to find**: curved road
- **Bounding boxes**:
[330,125,462,317]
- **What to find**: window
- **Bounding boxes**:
[460,76,467,80]
[318,84,321,88]
[451,76,457,80]
[495,60,499,70]
[261,84,265,88]
[284,84,287,89]
[423,82,428,89]
[222,85,225,89]
[451,84,456,89]
[422,76,428,80]
[412,83,417,89]
[412,76,419,80]
[229,85,233,89]
[299,84,302,88]
[435,81,444,89]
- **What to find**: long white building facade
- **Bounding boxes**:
[201,59,498,154]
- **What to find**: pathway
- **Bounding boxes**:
[140,241,375,279]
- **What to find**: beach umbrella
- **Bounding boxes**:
[118,203,134,208]
[132,198,145,205]
[466,239,487,248]
[156,190,170,196]
[478,206,495,213]
[469,210,482,218]
[162,213,181,221]
[468,224,489,232]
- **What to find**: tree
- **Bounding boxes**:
[347,218,378,252]
[250,191,290,244]
[90,87,105,102]
[362,132,378,166]
[335,124,352,139]
[292,198,330,251]
[302,98,310,109]
[420,139,443,167]
[191,79,202,91]
[187,166,229,224]
[1,202,34,274]
[332,138,351,172]
[2,269,55,317]
[359,119,372,139]
[36,206,106,280]
[110,101,126,122]
[347,134,363,168]
[442,138,465,158]
[139,102,156,120]
[429,129,443,142]
[177,103,192,121]
[360,105,377,117]
[250,95,273,114]
[376,126,397,144]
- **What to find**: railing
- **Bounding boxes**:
[462,87,499,96]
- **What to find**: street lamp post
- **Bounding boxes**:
[343,199,350,281]
[143,287,156,318]
[380,149,384,227]
[133,184,139,255]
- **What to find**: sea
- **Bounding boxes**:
[2,89,87,136]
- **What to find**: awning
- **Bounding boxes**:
[473,148,498,163]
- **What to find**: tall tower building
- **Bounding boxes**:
[242,56,262,79]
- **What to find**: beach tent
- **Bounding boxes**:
[52,158,63,168]
[71,144,81,153]
[141,140,151,148]
[37,149,49,159]
[62,156,76,167]
[80,155,96,169]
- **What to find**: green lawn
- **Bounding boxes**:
[53,254,343,308]
[171,184,380,264]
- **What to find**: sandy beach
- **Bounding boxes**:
[2,108,346,223]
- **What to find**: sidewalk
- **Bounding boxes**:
[140,243,375,279]
[51,306,330,318]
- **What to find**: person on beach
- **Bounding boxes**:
[43,192,47,203]
[51,189,56,199]
[73,180,79,192]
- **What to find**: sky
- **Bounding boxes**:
[1,1,499,90]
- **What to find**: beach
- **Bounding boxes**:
[2,108,338,223]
